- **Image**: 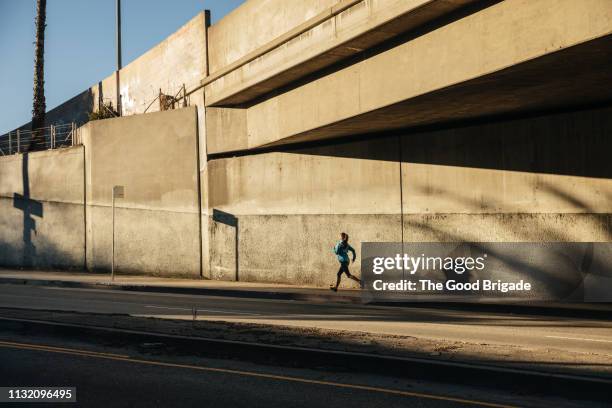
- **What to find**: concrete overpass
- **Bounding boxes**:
[204,0,612,152]
[201,0,612,284]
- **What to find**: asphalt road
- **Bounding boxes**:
[0,326,591,408]
[0,283,611,356]
[0,283,610,407]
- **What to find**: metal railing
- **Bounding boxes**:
[143,84,188,114]
[0,123,78,156]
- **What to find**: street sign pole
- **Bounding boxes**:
[116,0,122,116]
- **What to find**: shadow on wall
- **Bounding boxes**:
[12,153,43,267]
[403,180,612,301]
[212,209,239,281]
[0,153,80,271]
[44,88,95,128]
[306,107,612,292]
[210,105,612,286]
[282,105,612,179]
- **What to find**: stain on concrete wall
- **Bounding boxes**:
[92,12,207,117]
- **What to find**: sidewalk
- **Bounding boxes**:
[0,268,361,303]
[0,268,611,315]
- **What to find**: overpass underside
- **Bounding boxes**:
[259,34,612,148]
[201,0,612,285]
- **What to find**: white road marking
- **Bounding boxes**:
[546,335,612,343]
[145,305,192,311]
[145,305,261,316]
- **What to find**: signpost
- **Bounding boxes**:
[111,185,124,281]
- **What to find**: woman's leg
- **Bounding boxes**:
[332,263,348,291]
[345,264,361,284]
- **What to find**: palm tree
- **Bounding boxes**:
[30,0,47,151]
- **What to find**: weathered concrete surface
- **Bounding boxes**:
[92,12,207,117]
[81,108,200,277]
[205,106,612,285]
[205,107,247,154]
[400,106,612,218]
[399,106,612,244]
[204,0,476,106]
[207,0,337,74]
[206,0,612,153]
[0,147,85,269]
[205,136,402,284]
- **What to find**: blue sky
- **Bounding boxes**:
[0,0,244,134]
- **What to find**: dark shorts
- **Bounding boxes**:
[338,261,351,276]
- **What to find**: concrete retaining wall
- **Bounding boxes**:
[92,12,208,117]
[205,106,612,286]
[81,107,201,277]
[0,147,85,269]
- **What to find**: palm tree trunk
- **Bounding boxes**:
[30,0,47,151]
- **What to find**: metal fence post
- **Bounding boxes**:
[50,124,55,149]
[16,130,20,153]
[112,188,116,281]
[8,132,12,155]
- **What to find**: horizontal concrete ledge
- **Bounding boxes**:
[86,203,199,214]
[0,196,83,206]
[0,146,82,162]
[203,0,362,86]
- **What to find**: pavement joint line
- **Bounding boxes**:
[0,338,516,408]
[144,305,193,311]
[1,314,611,386]
[145,305,263,316]
[546,335,612,343]
[193,308,262,316]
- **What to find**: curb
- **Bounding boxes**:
[0,315,610,402]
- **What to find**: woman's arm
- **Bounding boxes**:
[348,245,356,262]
